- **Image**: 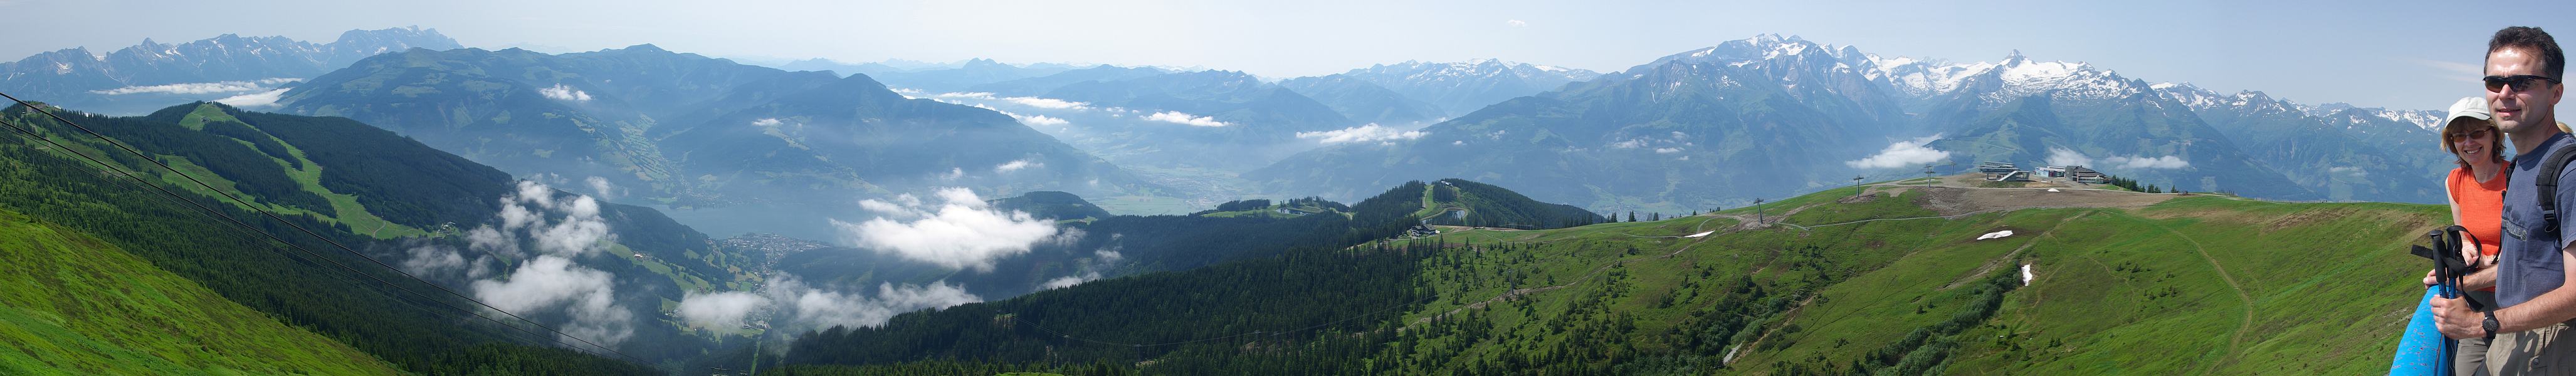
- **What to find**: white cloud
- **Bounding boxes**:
[752,118,782,127]
[1296,123,1426,144]
[407,180,638,347]
[466,226,518,257]
[586,176,619,200]
[1040,246,1122,290]
[1017,114,1068,127]
[2046,147,2093,167]
[475,181,612,258]
[994,159,1041,173]
[1654,147,1683,154]
[212,88,290,107]
[676,291,767,330]
[1039,275,1093,290]
[473,255,632,346]
[93,78,299,95]
[1004,97,1091,110]
[767,275,980,334]
[943,167,965,180]
[2046,147,2190,170]
[830,187,1065,271]
[1143,110,1228,127]
[1846,135,1951,169]
[858,198,914,216]
[2104,155,2190,169]
[1506,19,1528,27]
[400,244,472,278]
[539,84,592,102]
[1609,139,1646,149]
[935,92,996,99]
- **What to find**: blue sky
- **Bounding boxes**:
[3,0,2567,110]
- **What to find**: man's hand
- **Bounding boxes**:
[2434,295,2488,340]
[2428,269,2442,286]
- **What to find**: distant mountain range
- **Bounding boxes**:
[1251,34,2456,212]
[0,26,458,115]
[1300,59,1603,119]
[867,58,1092,93]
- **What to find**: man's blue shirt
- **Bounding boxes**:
[2501,132,2576,308]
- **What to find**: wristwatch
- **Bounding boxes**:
[2485,311,2501,340]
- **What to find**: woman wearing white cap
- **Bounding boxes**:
[2404,97,2510,375]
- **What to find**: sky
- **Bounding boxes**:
[1,0,2568,110]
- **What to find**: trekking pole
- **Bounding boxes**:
[2408,225,2489,375]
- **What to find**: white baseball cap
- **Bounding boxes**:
[2442,97,2496,154]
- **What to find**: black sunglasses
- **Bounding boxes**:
[2449,128,2493,141]
[2487,75,2562,92]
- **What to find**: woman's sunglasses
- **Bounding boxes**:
[2449,128,2493,141]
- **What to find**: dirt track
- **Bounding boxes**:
[1863,174,2179,216]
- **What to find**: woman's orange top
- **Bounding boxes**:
[2449,166,2509,258]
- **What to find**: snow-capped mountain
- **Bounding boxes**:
[0,26,459,114]
[1251,34,1912,212]
[1257,33,2470,211]
[1327,58,1602,115]
[2306,102,2446,131]
[1868,50,2146,107]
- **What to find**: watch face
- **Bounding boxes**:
[2487,313,2502,337]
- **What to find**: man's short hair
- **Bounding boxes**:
[2491,26,2567,79]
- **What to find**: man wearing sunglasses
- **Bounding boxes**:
[2436,26,2576,375]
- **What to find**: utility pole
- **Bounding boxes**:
[1753,198,1766,225]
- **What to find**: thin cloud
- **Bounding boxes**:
[1144,111,1227,127]
[539,84,592,102]
[676,291,766,330]
[2402,58,2486,83]
[1296,123,1424,144]
[213,88,290,107]
[1017,114,1068,127]
[92,78,299,95]
[767,275,981,334]
[1846,135,1950,169]
[2048,147,2189,169]
[994,159,1041,173]
[1004,97,1092,110]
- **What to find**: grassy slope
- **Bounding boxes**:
[0,207,401,375]
[1390,187,2431,374]
[179,104,428,238]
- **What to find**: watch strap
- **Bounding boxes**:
[2485,311,2501,340]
